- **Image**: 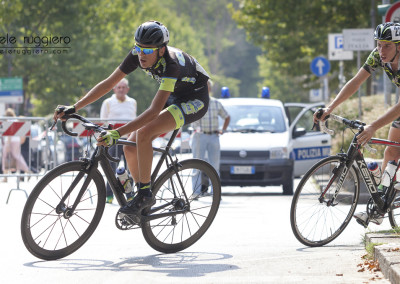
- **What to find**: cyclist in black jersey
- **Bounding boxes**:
[313,22,400,227]
[54,20,210,218]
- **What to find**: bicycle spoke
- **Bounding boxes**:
[291,157,359,247]
[142,159,221,253]
[21,161,105,260]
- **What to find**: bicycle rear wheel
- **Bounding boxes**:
[21,161,106,260]
[290,156,360,247]
[142,159,221,253]
[389,191,400,227]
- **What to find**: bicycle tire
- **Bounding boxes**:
[21,161,106,260]
[389,191,400,228]
[142,159,221,253]
[290,156,360,247]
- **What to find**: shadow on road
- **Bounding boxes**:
[295,245,366,253]
[222,192,285,197]
[23,252,239,277]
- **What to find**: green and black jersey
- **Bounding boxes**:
[363,48,400,87]
[119,46,209,96]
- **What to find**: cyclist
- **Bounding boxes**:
[313,22,400,227]
[53,20,210,220]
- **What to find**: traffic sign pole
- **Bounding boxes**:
[310,57,330,102]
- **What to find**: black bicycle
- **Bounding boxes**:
[290,113,400,247]
[21,114,221,260]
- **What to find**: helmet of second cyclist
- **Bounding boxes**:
[374,22,400,43]
[134,21,170,47]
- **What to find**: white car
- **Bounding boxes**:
[218,98,331,195]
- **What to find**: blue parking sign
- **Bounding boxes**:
[310,56,330,77]
[335,35,343,49]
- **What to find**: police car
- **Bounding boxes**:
[218,98,331,195]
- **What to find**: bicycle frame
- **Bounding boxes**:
[322,134,400,214]
[56,127,185,218]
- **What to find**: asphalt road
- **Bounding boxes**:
[0,177,391,284]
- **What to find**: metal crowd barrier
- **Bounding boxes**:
[0,117,190,204]
[0,116,51,203]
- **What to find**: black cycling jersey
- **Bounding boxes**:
[119,46,209,95]
[119,46,210,129]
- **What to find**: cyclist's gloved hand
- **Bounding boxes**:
[98,130,121,146]
[55,105,76,115]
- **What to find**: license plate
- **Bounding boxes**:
[230,166,255,174]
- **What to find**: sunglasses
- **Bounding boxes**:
[134,44,159,55]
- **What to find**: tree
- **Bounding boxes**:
[230,0,378,102]
[0,0,209,116]
[168,0,262,98]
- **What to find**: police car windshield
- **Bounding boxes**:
[223,105,286,133]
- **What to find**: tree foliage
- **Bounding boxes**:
[0,0,263,119]
[230,0,378,102]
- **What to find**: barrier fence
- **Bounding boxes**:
[0,117,190,203]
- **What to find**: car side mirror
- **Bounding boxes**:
[293,127,307,138]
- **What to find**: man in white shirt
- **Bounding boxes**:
[100,78,137,203]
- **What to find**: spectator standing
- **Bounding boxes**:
[191,82,230,195]
[1,108,31,181]
[100,78,137,203]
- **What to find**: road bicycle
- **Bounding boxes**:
[290,112,400,247]
[20,114,221,260]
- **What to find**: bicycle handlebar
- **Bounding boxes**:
[53,113,120,163]
[57,113,109,136]
[317,111,377,154]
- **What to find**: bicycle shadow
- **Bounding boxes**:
[24,252,239,277]
[295,244,366,253]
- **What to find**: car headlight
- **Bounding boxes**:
[270,147,289,159]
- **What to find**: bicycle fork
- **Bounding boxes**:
[319,154,355,206]
[55,163,96,219]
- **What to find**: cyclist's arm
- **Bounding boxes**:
[74,67,126,111]
[314,68,370,121]
[357,103,400,146]
[116,89,171,136]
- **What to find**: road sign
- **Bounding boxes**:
[328,33,354,61]
[386,2,400,23]
[343,29,374,51]
[309,89,323,102]
[310,56,330,77]
[0,77,23,103]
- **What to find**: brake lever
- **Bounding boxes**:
[49,120,57,131]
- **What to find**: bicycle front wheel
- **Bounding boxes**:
[389,191,400,227]
[142,159,221,253]
[290,156,360,247]
[21,161,106,260]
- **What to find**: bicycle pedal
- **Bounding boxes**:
[115,212,140,230]
[355,217,368,228]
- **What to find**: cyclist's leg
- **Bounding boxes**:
[382,123,400,172]
[120,88,209,217]
[124,131,139,182]
[118,111,176,218]
[136,110,176,183]
[353,123,400,226]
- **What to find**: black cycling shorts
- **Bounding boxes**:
[165,84,209,129]
[392,117,400,129]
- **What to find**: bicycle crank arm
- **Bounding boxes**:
[147,202,174,214]
[141,208,188,222]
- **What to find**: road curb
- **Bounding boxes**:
[366,233,400,283]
